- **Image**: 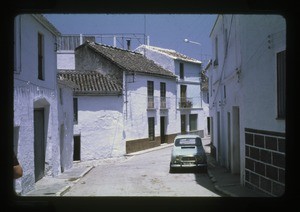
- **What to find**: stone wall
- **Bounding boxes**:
[244,128,285,196]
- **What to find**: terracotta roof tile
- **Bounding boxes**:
[58,70,122,95]
[77,41,176,78]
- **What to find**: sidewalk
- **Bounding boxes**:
[206,150,270,197]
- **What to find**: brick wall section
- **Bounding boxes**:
[244,128,285,197]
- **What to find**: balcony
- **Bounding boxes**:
[178,97,202,109]
[147,96,170,110]
[160,97,170,109]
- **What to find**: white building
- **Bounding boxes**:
[59,41,178,160]
[207,14,286,196]
[13,14,74,194]
[58,70,124,161]
[135,45,209,138]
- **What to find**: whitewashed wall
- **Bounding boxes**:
[135,46,209,137]
[124,73,179,140]
[209,15,286,180]
[74,95,125,161]
[13,14,63,195]
[135,46,175,74]
[57,84,74,172]
[239,15,286,133]
[57,50,75,70]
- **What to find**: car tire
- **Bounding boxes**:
[169,167,175,173]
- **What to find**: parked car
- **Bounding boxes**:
[169,134,207,173]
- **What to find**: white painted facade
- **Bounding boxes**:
[74,95,125,160]
[124,73,179,141]
[13,14,74,195]
[207,15,286,188]
[135,45,209,137]
[57,50,75,70]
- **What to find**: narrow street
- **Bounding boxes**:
[63,140,221,197]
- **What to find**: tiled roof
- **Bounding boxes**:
[137,45,202,64]
[58,70,122,95]
[78,41,176,78]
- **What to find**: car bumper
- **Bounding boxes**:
[170,163,207,168]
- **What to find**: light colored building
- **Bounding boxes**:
[13,14,74,194]
[58,70,124,161]
[61,41,178,160]
[135,45,209,138]
[207,14,286,196]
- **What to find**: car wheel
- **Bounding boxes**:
[169,167,175,173]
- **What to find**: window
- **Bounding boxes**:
[180,63,184,79]
[223,85,226,99]
[73,98,78,124]
[277,50,286,119]
[148,117,155,140]
[160,82,166,108]
[147,81,154,109]
[214,36,218,66]
[38,33,44,80]
[59,88,63,105]
[189,114,198,131]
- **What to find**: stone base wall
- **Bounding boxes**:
[244,128,285,196]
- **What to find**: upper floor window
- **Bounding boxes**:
[180,63,184,79]
[213,36,218,66]
[147,81,154,97]
[73,98,78,124]
[38,33,44,80]
[147,81,154,109]
[277,50,286,119]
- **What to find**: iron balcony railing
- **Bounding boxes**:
[178,97,202,109]
[147,96,170,109]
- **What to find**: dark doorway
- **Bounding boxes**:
[181,114,186,134]
[160,116,166,144]
[73,135,81,161]
[34,108,45,182]
[207,117,210,135]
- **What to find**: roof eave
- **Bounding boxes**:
[32,14,61,36]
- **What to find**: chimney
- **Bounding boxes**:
[126,39,131,50]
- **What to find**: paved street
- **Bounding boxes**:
[63,141,221,197]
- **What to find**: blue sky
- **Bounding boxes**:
[44,14,217,65]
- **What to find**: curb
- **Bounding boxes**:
[56,185,71,196]
[213,184,236,197]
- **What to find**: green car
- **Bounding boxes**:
[169,134,207,173]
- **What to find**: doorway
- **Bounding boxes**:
[34,108,45,182]
[181,114,186,134]
[73,135,81,161]
[232,106,240,174]
[160,116,166,144]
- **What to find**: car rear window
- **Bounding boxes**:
[175,137,202,146]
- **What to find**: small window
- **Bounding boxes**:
[73,98,78,124]
[277,50,286,119]
[59,88,63,105]
[148,117,155,141]
[180,63,184,79]
[38,33,44,80]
